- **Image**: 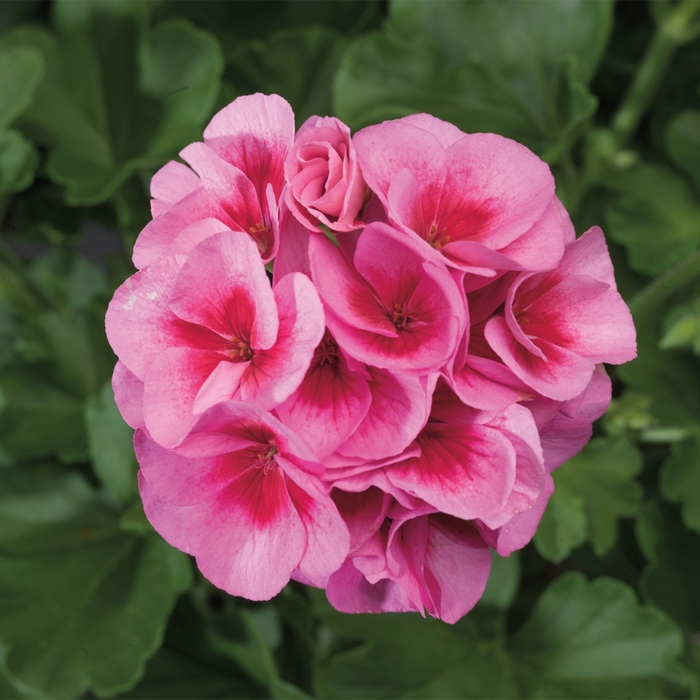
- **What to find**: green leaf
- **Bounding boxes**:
[636,500,700,635]
[0,463,191,698]
[2,1,223,205]
[533,483,587,563]
[659,296,700,354]
[115,646,262,700]
[333,0,611,157]
[601,163,700,276]
[479,551,521,610]
[508,572,689,698]
[315,572,689,699]
[534,438,643,562]
[0,45,43,131]
[85,381,138,507]
[665,109,700,192]
[0,364,88,462]
[315,602,512,699]
[0,129,38,196]
[227,26,347,125]
[659,432,700,534]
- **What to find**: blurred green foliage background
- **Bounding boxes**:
[0,0,700,697]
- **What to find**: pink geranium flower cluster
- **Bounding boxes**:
[106,94,636,623]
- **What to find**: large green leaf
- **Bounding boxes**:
[659,432,700,535]
[636,500,700,635]
[0,464,191,699]
[116,646,263,699]
[315,571,688,699]
[333,0,611,158]
[84,381,138,507]
[0,45,43,131]
[508,573,689,698]
[665,109,700,192]
[534,438,643,562]
[601,164,700,276]
[227,26,347,125]
[0,365,88,462]
[2,0,223,205]
[0,129,38,196]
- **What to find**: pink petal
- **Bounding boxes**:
[555,226,617,288]
[150,160,200,217]
[438,134,554,250]
[496,198,566,272]
[168,231,279,350]
[240,272,325,410]
[192,360,250,415]
[273,210,311,283]
[203,92,294,207]
[521,275,636,364]
[276,339,372,459]
[158,218,234,260]
[187,464,307,600]
[485,315,596,400]
[175,401,322,474]
[112,361,145,429]
[326,558,419,614]
[180,142,275,258]
[338,368,429,461]
[282,457,350,586]
[138,471,195,555]
[354,121,447,226]
[386,423,516,521]
[143,346,222,448]
[134,187,214,270]
[399,113,466,148]
[422,515,491,623]
[478,473,555,556]
[106,255,223,380]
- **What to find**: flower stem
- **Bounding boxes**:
[611,0,700,148]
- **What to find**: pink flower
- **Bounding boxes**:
[133,93,295,268]
[285,116,368,233]
[106,230,324,448]
[326,488,491,622]
[484,227,637,400]
[136,401,350,600]
[353,114,564,281]
[329,381,545,529]
[308,221,466,373]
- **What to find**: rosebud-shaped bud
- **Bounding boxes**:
[285,116,368,233]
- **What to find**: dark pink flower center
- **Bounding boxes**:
[256,445,278,474]
[426,224,450,250]
[314,331,340,366]
[228,337,254,362]
[390,303,414,330]
[248,222,271,254]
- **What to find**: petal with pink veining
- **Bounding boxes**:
[112,361,145,430]
[106,255,225,381]
[240,272,325,410]
[485,315,596,400]
[276,334,371,459]
[168,231,278,351]
[386,422,515,521]
[338,368,428,461]
[143,346,222,448]
[150,160,200,218]
[282,457,350,586]
[422,514,491,623]
[204,92,294,207]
